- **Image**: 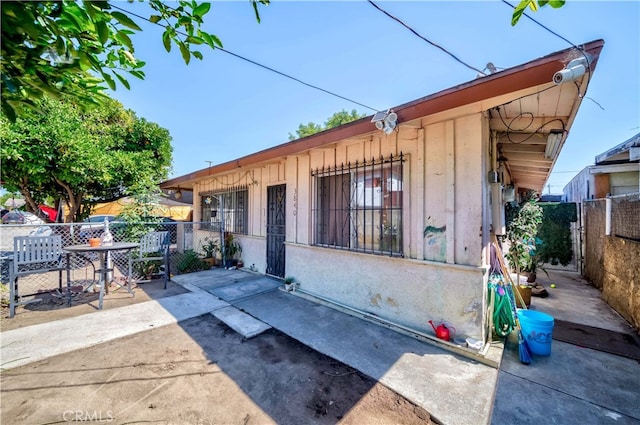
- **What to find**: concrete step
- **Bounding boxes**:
[212,306,271,338]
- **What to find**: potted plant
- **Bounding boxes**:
[222,232,242,268]
[283,276,297,292]
[202,238,219,268]
[505,197,543,287]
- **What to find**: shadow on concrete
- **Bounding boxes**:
[175,268,498,425]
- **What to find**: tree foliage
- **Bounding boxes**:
[505,197,543,277]
[1,0,269,121]
[0,96,172,222]
[288,109,366,141]
[511,0,565,25]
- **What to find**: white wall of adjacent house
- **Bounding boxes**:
[191,111,490,340]
[609,170,640,195]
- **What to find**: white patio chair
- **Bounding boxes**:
[129,231,170,289]
[9,235,65,317]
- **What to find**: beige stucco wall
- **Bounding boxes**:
[190,112,491,339]
[286,243,486,339]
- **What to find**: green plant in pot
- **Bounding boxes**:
[201,237,219,267]
[505,197,543,287]
[283,276,297,292]
[522,241,549,283]
[222,232,242,268]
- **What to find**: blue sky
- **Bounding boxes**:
[108,1,640,194]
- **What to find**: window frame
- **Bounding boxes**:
[312,153,404,256]
[200,187,248,235]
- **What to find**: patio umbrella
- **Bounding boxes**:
[39,204,58,222]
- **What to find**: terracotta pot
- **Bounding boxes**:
[88,238,101,247]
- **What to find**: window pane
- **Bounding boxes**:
[313,154,404,255]
[201,189,248,234]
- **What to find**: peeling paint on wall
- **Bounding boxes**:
[386,297,399,307]
[463,299,482,327]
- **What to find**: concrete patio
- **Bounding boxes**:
[2,267,638,424]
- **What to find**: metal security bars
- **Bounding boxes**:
[201,186,248,234]
[312,153,404,256]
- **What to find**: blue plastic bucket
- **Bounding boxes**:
[518,309,554,356]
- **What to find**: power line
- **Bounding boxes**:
[501,0,595,100]
[366,0,485,75]
[110,4,380,112]
[501,0,577,48]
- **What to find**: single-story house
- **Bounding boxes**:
[162,40,604,344]
[564,132,640,203]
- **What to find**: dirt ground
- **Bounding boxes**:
[1,280,434,425]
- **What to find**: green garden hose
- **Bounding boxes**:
[491,282,515,338]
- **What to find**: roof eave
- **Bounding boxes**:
[162,39,604,189]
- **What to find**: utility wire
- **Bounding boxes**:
[501,0,577,48]
[366,0,485,75]
[501,0,596,100]
[110,4,380,112]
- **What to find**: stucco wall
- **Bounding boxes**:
[286,243,486,339]
[189,112,490,338]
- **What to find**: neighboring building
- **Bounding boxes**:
[162,41,604,344]
[563,132,640,203]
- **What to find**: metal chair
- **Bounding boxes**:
[9,235,65,318]
[129,231,170,289]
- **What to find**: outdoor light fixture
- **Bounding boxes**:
[371,110,398,135]
[174,187,182,200]
[553,57,589,85]
[545,130,564,159]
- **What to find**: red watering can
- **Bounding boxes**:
[429,320,455,342]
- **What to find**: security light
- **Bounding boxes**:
[553,57,589,85]
[371,110,398,135]
[545,130,564,158]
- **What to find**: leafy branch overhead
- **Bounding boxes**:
[511,0,565,26]
[1,0,269,121]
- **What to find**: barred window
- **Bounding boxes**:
[312,154,404,255]
[201,187,248,234]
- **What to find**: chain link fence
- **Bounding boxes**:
[1,221,227,305]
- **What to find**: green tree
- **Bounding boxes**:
[511,0,565,25]
[505,197,543,283]
[1,0,269,121]
[0,96,172,222]
[288,109,366,140]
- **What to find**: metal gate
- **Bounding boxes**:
[266,184,286,278]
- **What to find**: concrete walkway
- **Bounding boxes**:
[2,268,638,425]
[491,270,640,424]
[174,269,499,425]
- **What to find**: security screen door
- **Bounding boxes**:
[266,184,286,277]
